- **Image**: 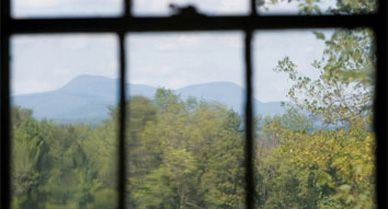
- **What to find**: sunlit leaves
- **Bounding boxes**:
[257,121,375,209]
[274,29,374,126]
[262,0,376,15]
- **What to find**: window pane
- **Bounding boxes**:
[133,0,249,16]
[257,0,377,15]
[12,0,122,18]
[254,29,376,208]
[11,34,119,209]
[126,32,246,208]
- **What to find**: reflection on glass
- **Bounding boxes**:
[11,35,118,209]
[126,32,246,208]
[254,29,376,208]
[12,0,121,18]
[133,0,249,16]
[257,0,376,15]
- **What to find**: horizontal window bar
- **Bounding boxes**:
[7,15,379,34]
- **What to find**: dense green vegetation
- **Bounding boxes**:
[11,107,117,209]
[126,91,245,209]
[11,82,375,209]
[11,89,246,209]
[254,0,376,206]
[254,0,376,207]
[256,114,374,209]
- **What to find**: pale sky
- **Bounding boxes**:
[11,0,335,102]
[12,0,336,17]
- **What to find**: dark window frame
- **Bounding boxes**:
[1,1,387,209]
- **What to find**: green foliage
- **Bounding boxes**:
[260,0,376,15]
[11,90,245,209]
[274,29,374,126]
[256,2,376,209]
[256,121,375,209]
[11,81,375,209]
[11,106,117,209]
[128,89,245,209]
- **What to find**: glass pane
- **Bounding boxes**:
[257,0,377,15]
[11,34,119,209]
[133,0,249,16]
[254,29,376,208]
[126,32,246,208]
[12,0,121,18]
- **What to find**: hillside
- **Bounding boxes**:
[13,75,285,124]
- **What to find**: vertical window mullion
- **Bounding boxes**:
[1,0,11,207]
[124,0,131,17]
[0,30,11,209]
[375,0,388,208]
[244,31,255,209]
[118,32,127,209]
[250,0,257,16]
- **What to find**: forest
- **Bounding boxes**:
[10,0,376,209]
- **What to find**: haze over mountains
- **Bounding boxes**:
[13,75,285,124]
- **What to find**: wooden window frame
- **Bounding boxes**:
[1,1,387,209]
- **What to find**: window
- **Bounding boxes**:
[1,1,387,209]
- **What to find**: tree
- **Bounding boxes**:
[12,107,48,209]
[274,29,374,126]
[256,121,375,209]
[260,0,376,15]
[128,89,245,209]
[11,107,118,209]
[255,1,376,209]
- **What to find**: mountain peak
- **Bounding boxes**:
[59,74,117,96]
[63,74,114,85]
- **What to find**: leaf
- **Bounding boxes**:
[313,31,326,40]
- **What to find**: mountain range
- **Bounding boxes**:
[13,75,285,124]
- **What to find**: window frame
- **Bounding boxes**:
[1,1,387,209]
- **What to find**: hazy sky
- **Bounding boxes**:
[11,0,335,102]
[12,0,336,17]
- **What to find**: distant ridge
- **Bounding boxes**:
[13,75,285,124]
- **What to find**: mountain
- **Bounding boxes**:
[13,75,285,124]
[176,82,285,116]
